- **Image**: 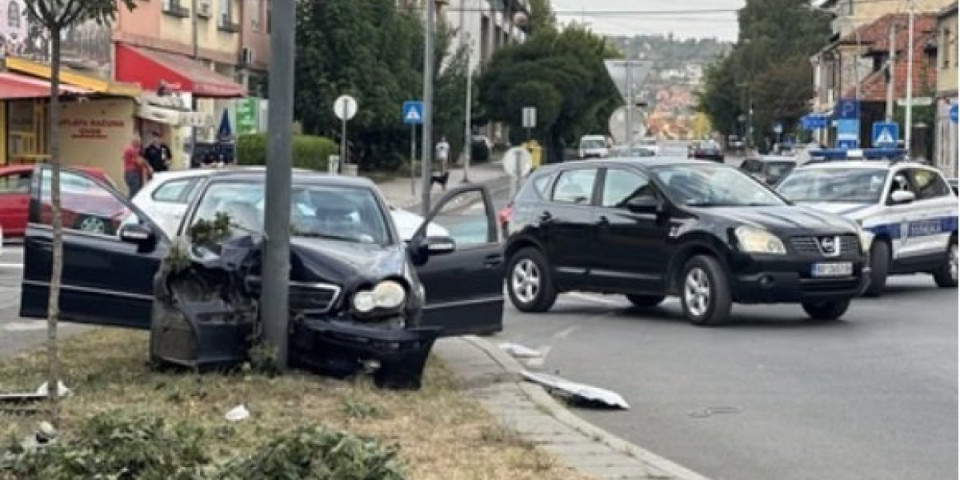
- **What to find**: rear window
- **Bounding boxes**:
[516,171,554,202]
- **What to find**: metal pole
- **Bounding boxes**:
[463,49,473,183]
[340,116,347,174]
[625,62,633,147]
[905,0,915,154]
[261,0,295,369]
[421,0,436,216]
[886,23,896,121]
[411,125,417,196]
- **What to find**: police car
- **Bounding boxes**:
[776,148,958,296]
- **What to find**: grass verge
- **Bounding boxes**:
[0,328,587,479]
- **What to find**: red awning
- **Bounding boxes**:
[0,72,91,100]
[115,44,245,98]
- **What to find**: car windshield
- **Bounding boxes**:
[190,180,391,244]
[652,164,786,207]
[582,139,605,149]
[776,168,888,203]
[764,161,796,179]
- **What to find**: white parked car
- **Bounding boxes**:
[578,135,609,159]
[132,168,447,241]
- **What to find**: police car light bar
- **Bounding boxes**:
[808,148,908,161]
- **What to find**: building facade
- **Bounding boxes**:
[934,2,958,176]
[820,0,955,37]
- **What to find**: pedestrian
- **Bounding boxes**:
[142,132,172,173]
[123,136,151,198]
[435,136,450,172]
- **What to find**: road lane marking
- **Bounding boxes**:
[2,321,45,332]
[0,264,24,269]
[552,325,581,339]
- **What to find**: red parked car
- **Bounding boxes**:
[0,164,122,237]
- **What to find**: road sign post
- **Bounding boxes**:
[503,146,533,199]
[403,101,424,197]
[334,95,358,175]
[872,121,900,148]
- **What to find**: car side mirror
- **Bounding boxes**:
[408,235,456,266]
[890,190,916,205]
[119,223,156,250]
[626,195,662,214]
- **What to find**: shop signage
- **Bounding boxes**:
[236,98,260,134]
[59,118,126,140]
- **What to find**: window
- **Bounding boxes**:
[908,169,951,200]
[942,28,952,68]
[151,178,197,203]
[777,168,888,203]
[8,2,20,28]
[251,0,262,31]
[551,169,597,205]
[0,172,31,194]
[602,169,653,208]
[427,190,491,248]
[38,170,138,236]
[740,160,762,174]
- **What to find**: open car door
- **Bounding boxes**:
[20,166,168,329]
[411,185,504,336]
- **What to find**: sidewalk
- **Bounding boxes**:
[433,337,711,480]
[376,160,511,211]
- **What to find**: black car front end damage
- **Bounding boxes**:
[150,236,439,390]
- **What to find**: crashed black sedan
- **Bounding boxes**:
[19,166,505,389]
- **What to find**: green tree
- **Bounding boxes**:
[698,0,830,144]
[479,27,621,163]
[22,0,135,427]
[527,0,557,35]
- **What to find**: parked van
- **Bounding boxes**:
[578,135,609,159]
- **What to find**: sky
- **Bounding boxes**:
[551,0,746,42]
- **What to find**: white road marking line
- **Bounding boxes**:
[0,264,24,269]
[552,325,581,339]
[565,292,624,306]
[2,321,45,332]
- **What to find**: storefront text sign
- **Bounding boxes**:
[59,118,127,140]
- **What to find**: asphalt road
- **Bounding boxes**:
[478,177,959,480]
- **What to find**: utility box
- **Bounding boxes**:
[524,140,542,168]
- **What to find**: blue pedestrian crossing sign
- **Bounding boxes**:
[871,121,899,148]
[403,101,423,125]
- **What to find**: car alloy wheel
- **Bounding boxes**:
[512,258,541,304]
[506,248,557,313]
[933,239,958,288]
[77,216,108,234]
[684,267,711,317]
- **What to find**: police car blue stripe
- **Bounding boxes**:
[866,216,958,239]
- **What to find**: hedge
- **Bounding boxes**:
[236,133,338,171]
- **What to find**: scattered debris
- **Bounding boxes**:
[225,404,251,422]
[522,371,629,409]
[499,342,543,359]
[36,380,72,397]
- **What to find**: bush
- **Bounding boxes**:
[236,134,338,172]
[217,426,405,480]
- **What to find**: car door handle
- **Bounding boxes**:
[539,211,552,222]
[597,215,610,227]
[483,254,504,268]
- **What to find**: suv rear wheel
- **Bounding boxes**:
[507,248,557,313]
[932,237,958,288]
[802,299,850,321]
[680,255,731,326]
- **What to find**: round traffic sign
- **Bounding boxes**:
[503,147,533,178]
[334,95,358,121]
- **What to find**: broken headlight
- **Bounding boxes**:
[352,280,407,314]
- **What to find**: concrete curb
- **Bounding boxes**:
[437,335,711,480]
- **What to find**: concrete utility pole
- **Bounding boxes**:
[886,22,897,121]
[905,0,916,153]
[261,0,295,368]
[421,0,436,215]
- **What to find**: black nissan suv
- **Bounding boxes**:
[501,158,871,325]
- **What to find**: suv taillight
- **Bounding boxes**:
[498,204,514,227]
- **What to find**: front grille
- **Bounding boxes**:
[790,235,860,256]
[289,282,340,314]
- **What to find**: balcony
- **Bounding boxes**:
[162,0,190,18]
[218,13,241,33]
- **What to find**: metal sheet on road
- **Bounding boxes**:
[494,276,958,480]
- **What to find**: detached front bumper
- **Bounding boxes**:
[290,319,441,390]
[730,256,869,304]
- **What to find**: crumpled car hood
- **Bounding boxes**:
[290,238,408,287]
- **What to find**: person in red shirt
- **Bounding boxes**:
[123,136,152,198]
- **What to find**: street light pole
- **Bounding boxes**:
[905,0,916,153]
[421,0,436,216]
[461,0,472,183]
[261,0,295,368]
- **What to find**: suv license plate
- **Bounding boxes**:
[811,262,853,277]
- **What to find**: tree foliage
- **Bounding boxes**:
[478,27,621,163]
[527,0,557,36]
[697,0,830,143]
